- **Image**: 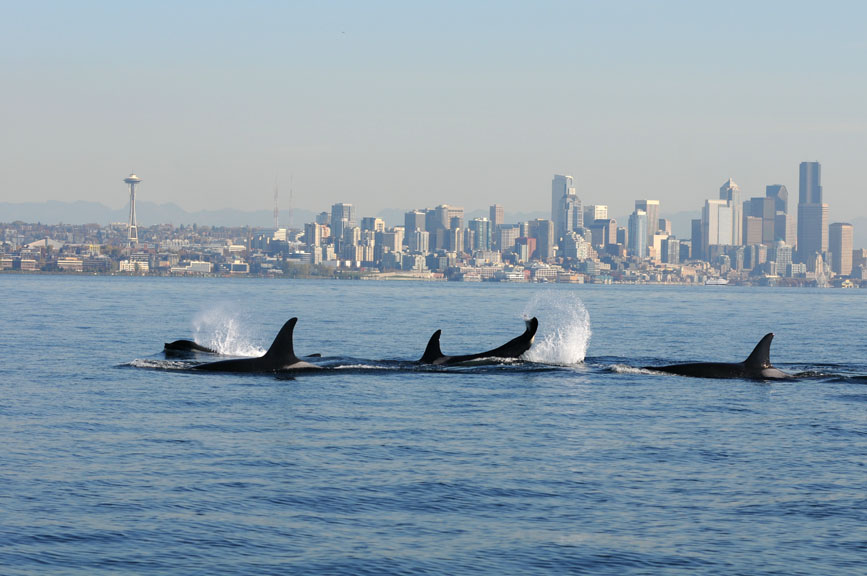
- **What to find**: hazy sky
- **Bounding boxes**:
[2,1,866,222]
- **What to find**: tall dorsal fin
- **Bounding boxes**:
[744,333,774,368]
[262,317,301,366]
[419,330,444,363]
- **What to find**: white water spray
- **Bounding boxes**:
[192,306,266,357]
[522,291,591,365]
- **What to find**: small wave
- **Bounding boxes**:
[522,291,591,365]
[609,364,660,375]
[125,358,194,371]
[333,363,398,371]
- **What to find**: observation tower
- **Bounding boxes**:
[124,173,142,245]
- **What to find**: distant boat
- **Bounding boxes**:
[705,278,730,286]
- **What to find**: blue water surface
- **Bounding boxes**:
[1,275,865,575]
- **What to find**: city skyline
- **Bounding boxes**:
[2,2,867,222]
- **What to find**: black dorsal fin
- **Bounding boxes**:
[262,317,301,365]
[419,330,444,363]
[744,333,774,368]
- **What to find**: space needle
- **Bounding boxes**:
[124,173,141,245]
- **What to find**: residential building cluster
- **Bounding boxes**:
[1,161,863,287]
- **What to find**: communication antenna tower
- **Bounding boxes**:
[273,179,279,230]
[288,173,294,228]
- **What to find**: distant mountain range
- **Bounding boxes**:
[1,201,863,248]
[0,201,549,231]
[0,200,315,228]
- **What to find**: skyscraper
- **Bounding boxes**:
[628,210,647,258]
[691,219,703,261]
[361,217,385,233]
[799,162,822,204]
[551,175,575,222]
[797,203,829,268]
[703,199,733,245]
[468,218,491,252]
[745,196,775,245]
[797,161,827,264]
[404,210,426,233]
[829,222,854,276]
[489,204,504,229]
[489,204,504,250]
[528,219,555,261]
[719,178,742,246]
[634,200,660,248]
[584,204,608,225]
[766,184,788,214]
[555,193,582,244]
[330,203,355,247]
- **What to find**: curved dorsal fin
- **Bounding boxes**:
[744,333,774,368]
[419,330,444,363]
[262,317,301,365]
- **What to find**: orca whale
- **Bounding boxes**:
[193,317,319,373]
[645,333,792,380]
[419,317,538,365]
[164,340,218,355]
[165,340,321,358]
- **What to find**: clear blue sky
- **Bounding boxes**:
[2,1,865,222]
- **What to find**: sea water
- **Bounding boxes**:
[1,275,865,575]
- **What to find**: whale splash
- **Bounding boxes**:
[522,291,591,365]
[192,306,266,357]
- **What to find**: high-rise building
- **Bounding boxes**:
[378,229,403,253]
[408,229,430,253]
[775,213,795,245]
[743,216,763,245]
[551,175,575,222]
[498,225,520,253]
[769,240,794,271]
[853,249,867,271]
[361,217,385,233]
[588,219,617,247]
[555,193,582,244]
[304,222,327,248]
[617,226,628,248]
[766,184,788,214]
[628,210,648,258]
[584,204,608,225]
[527,219,555,261]
[797,203,829,268]
[634,200,660,248]
[702,199,733,259]
[719,179,742,246]
[797,161,828,265]
[489,205,504,250]
[661,236,680,264]
[469,218,491,252]
[489,204,504,229]
[423,204,462,251]
[404,210,426,234]
[690,219,703,261]
[330,203,355,247]
[658,219,672,235]
[448,226,463,254]
[829,222,854,276]
[745,196,776,244]
[799,162,822,204]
